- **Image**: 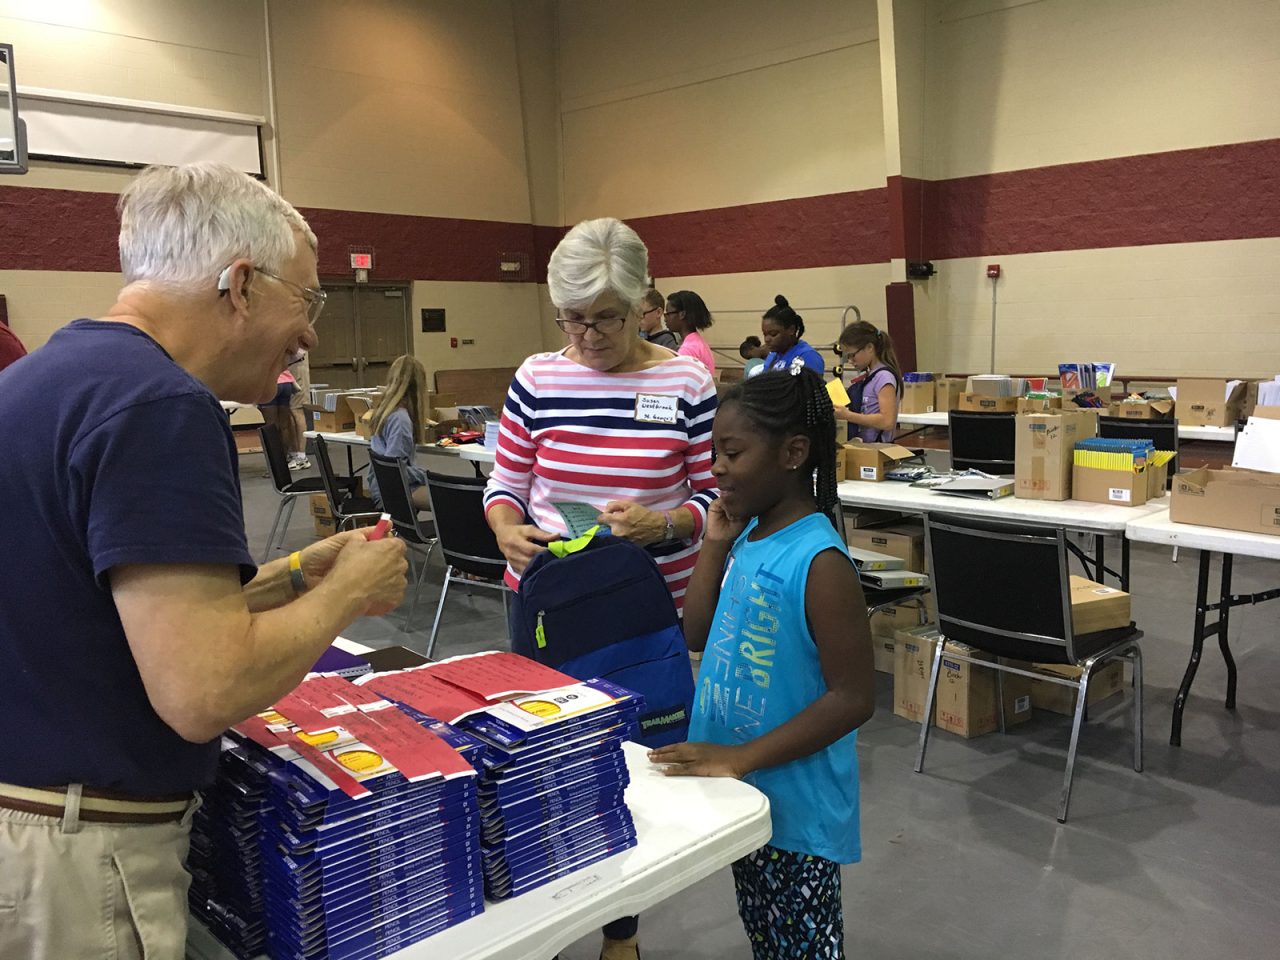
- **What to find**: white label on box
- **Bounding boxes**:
[926,404,934,412]
[860,466,878,480]
[1092,587,1116,595]
[1012,695,1031,714]
[1108,487,1131,503]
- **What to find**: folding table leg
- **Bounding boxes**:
[914,639,946,774]
[1171,550,1213,746]
[1218,553,1238,710]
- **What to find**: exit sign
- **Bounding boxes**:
[350,252,373,270]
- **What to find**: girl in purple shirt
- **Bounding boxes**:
[834,321,902,442]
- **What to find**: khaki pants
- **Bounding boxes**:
[0,790,199,960]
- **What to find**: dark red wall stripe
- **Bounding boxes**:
[0,185,122,272]
[3,138,1278,277]
[923,138,1280,259]
[628,189,890,278]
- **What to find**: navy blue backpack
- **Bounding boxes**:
[510,529,694,748]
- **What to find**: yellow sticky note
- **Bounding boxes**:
[826,377,851,407]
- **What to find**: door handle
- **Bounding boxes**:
[351,356,358,368]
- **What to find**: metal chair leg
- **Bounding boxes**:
[262,497,287,563]
[914,638,946,773]
[427,569,453,659]
[1131,647,1144,773]
[1059,662,1094,823]
[996,662,1007,735]
[276,496,297,554]
[402,546,432,635]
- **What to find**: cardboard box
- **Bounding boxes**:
[844,442,917,482]
[893,627,942,724]
[309,493,331,519]
[313,514,337,538]
[307,402,356,434]
[1108,398,1174,420]
[893,629,1033,737]
[1069,576,1131,634]
[1017,396,1062,414]
[957,393,1020,414]
[1014,411,1096,501]
[1253,406,1280,421]
[1176,378,1246,427]
[843,508,906,529]
[873,634,897,674]
[848,522,926,572]
[935,378,965,412]
[1170,467,1280,536]
[901,376,938,414]
[1072,460,1167,507]
[1030,660,1125,716]
[869,599,929,639]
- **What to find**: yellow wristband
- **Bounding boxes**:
[288,550,307,595]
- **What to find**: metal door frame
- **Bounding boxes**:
[317,278,413,387]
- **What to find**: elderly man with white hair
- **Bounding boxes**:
[0,162,407,960]
[484,217,719,960]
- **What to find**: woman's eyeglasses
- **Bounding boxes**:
[556,315,626,335]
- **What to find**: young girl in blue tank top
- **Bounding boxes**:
[650,363,876,960]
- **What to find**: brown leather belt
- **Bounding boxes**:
[0,783,191,824]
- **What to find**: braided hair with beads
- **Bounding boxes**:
[718,366,840,525]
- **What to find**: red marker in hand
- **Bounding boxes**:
[366,513,393,541]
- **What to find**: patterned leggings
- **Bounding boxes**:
[731,845,844,960]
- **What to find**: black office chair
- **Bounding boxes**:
[1098,416,1179,489]
[422,471,512,658]
[369,452,438,634]
[258,424,356,561]
[313,435,380,532]
[918,513,1144,822]
[948,411,1016,475]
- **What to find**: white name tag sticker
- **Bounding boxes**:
[1108,487,1132,503]
[635,393,679,424]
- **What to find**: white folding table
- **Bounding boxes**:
[187,742,770,960]
[838,480,1169,591]
[1124,512,1280,745]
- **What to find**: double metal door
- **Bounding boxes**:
[310,282,411,390]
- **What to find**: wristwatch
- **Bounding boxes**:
[662,510,675,541]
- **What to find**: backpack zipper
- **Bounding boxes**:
[535,610,546,649]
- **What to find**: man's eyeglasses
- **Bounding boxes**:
[258,269,327,326]
[218,263,326,325]
[640,306,662,319]
[556,315,626,336]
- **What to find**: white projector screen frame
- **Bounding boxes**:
[17,87,264,176]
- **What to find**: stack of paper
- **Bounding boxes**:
[357,652,642,902]
[216,679,488,960]
[461,680,643,900]
[187,742,271,959]
[483,420,502,448]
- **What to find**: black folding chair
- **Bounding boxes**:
[369,452,438,634]
[918,513,1144,822]
[422,471,512,658]
[257,424,355,561]
[313,435,380,532]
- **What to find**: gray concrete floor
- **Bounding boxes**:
[240,450,1280,960]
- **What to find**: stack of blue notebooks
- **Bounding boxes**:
[457,678,645,901]
[188,741,271,959]
[199,701,488,960]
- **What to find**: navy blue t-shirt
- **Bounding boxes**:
[0,320,256,794]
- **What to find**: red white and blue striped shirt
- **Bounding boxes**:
[484,350,719,606]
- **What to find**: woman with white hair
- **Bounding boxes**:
[484,217,716,959]
[485,218,718,602]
